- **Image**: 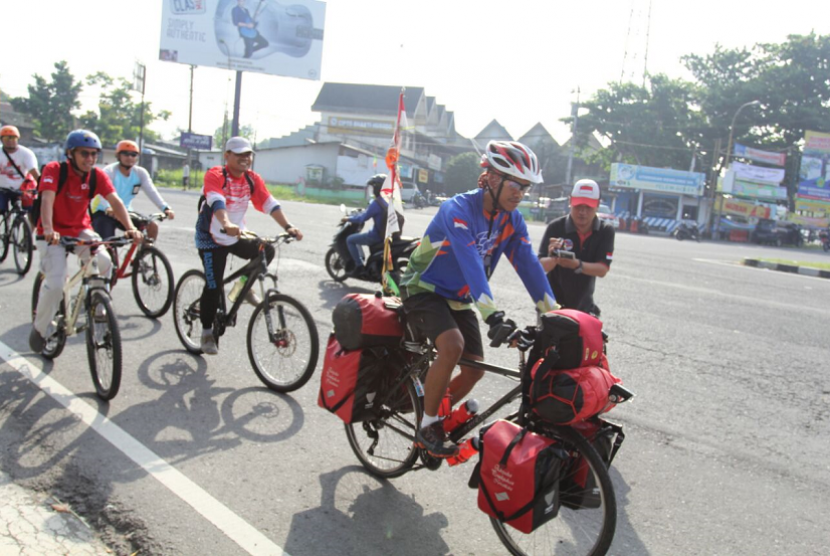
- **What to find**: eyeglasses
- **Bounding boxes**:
[76,149,99,159]
[498,174,533,193]
[231,151,253,158]
[120,152,139,157]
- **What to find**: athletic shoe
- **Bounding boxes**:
[28,327,45,353]
[200,332,218,355]
[416,420,459,458]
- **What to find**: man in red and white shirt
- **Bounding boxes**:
[30,129,142,353]
[194,136,302,355]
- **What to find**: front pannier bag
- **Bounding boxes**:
[332,293,404,350]
[475,420,566,534]
[318,335,387,424]
[529,361,621,425]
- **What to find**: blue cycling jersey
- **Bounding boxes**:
[400,188,556,320]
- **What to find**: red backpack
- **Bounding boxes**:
[332,293,404,350]
[474,420,566,534]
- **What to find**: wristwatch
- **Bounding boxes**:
[574,260,584,274]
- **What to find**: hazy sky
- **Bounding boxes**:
[1,0,824,145]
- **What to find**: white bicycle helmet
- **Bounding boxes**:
[480,141,543,184]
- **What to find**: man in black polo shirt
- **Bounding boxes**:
[538,179,614,316]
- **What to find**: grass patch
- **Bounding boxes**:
[756,258,830,270]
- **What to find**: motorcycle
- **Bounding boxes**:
[674,221,700,242]
[820,228,830,252]
[325,205,419,284]
[410,192,427,209]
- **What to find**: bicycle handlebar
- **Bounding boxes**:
[57,236,133,250]
[218,229,296,244]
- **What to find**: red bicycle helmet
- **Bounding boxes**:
[480,141,543,184]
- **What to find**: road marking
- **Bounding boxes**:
[0,341,288,556]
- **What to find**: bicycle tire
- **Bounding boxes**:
[324,247,348,282]
[131,245,174,318]
[246,293,319,392]
[0,214,9,262]
[85,290,122,400]
[344,378,422,479]
[490,426,617,556]
[12,216,33,275]
[107,245,120,289]
[31,272,67,359]
[173,269,206,354]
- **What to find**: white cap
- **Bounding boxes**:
[570,179,600,208]
[225,136,253,154]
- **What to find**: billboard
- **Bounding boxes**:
[159,0,325,80]
[180,132,213,150]
[733,143,786,167]
[610,163,705,196]
[797,130,830,202]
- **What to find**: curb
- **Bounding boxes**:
[743,258,830,279]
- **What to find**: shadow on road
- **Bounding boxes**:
[284,465,450,555]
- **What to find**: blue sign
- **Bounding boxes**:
[180,132,213,150]
[610,163,705,197]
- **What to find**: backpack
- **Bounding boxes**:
[197,168,255,213]
[332,293,404,350]
[30,162,98,228]
[471,420,567,534]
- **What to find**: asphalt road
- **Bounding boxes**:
[1,188,829,555]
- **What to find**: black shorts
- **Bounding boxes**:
[402,292,483,358]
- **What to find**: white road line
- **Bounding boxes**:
[0,341,287,556]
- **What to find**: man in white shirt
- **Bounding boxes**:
[0,125,39,214]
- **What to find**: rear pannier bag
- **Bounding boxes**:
[332,293,404,351]
[559,418,625,510]
[474,420,566,534]
[318,335,387,424]
[529,358,621,425]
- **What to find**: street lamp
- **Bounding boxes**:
[714,100,760,239]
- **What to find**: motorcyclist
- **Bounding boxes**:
[341,174,392,278]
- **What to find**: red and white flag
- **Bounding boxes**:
[383,89,407,239]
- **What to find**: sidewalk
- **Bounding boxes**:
[0,469,111,555]
[743,258,830,279]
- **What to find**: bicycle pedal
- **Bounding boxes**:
[418,449,445,470]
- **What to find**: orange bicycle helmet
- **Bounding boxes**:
[1,125,21,138]
[115,140,140,154]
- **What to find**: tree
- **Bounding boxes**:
[213,123,256,151]
[10,61,82,142]
[443,152,481,195]
[79,72,170,147]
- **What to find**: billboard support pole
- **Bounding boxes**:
[232,71,242,137]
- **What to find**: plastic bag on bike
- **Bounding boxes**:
[318,335,390,424]
[332,293,404,350]
[559,418,625,510]
[471,420,567,534]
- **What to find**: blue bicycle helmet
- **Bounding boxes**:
[65,129,102,153]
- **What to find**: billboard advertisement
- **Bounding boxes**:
[733,143,786,167]
[610,163,705,196]
[159,0,325,80]
[797,130,830,202]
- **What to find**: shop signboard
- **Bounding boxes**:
[180,132,212,150]
[418,168,429,183]
[733,143,786,167]
[159,0,325,80]
[794,196,830,214]
[610,163,705,196]
[327,116,393,136]
[721,171,788,200]
[731,161,785,184]
[716,197,771,219]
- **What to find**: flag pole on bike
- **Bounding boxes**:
[380,88,407,296]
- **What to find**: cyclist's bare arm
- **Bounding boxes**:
[27,167,40,180]
[213,208,240,236]
[269,208,302,240]
[104,192,143,243]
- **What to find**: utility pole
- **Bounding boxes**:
[232,71,242,137]
[565,87,580,186]
[133,62,147,169]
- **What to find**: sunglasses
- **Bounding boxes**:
[120,152,139,157]
[76,149,100,159]
[498,174,533,193]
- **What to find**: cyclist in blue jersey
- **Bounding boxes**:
[401,140,558,457]
[92,140,174,241]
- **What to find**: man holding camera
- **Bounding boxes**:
[538,179,614,317]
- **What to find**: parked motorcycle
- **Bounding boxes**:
[820,228,830,252]
[325,205,419,284]
[674,221,700,242]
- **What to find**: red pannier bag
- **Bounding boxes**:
[534,309,605,370]
[332,293,404,351]
[559,418,625,510]
[475,420,566,534]
[529,357,621,425]
[317,335,386,424]
[20,175,37,208]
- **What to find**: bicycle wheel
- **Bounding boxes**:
[12,216,33,275]
[131,245,174,318]
[0,214,9,262]
[490,427,617,556]
[85,290,122,400]
[345,378,422,478]
[31,272,67,359]
[246,293,319,392]
[324,247,348,282]
[173,269,206,354]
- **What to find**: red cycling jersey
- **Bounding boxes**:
[36,161,116,237]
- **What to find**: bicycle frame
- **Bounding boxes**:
[107,213,166,283]
[59,252,106,337]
